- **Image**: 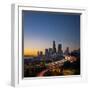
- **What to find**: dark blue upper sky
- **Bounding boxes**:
[23,10,80,52]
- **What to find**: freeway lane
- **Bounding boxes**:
[37,59,67,76]
[37,69,49,77]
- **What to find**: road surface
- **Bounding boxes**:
[37,69,49,76]
[37,59,67,76]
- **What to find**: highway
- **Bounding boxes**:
[37,59,67,76]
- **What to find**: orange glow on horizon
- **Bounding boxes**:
[24,48,44,56]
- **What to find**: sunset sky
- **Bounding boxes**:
[22,10,80,56]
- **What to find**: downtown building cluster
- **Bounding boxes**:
[37,41,70,60]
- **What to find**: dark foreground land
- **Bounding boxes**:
[24,55,80,77]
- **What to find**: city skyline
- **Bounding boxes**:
[24,40,79,56]
[23,11,80,56]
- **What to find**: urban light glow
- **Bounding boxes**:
[23,10,80,77]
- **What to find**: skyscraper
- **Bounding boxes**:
[37,51,40,56]
[49,48,53,55]
[58,44,62,53]
[45,49,49,56]
[39,51,43,56]
[64,47,70,55]
[53,40,56,53]
[58,44,63,55]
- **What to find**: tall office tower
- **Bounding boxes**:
[58,44,63,55]
[49,48,53,55]
[58,44,62,53]
[64,47,70,55]
[45,49,49,56]
[53,40,56,53]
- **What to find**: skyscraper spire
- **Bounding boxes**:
[53,40,56,53]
